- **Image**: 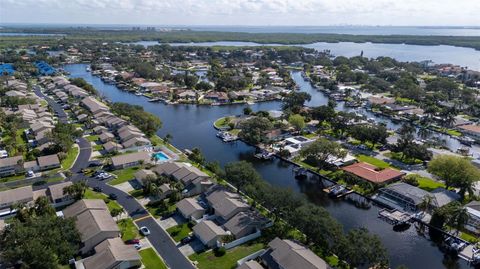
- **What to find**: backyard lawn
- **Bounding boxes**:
[189,243,264,269]
[356,154,392,169]
[166,223,193,242]
[93,144,104,151]
[417,176,446,191]
[146,201,177,219]
[84,188,123,213]
[109,166,140,185]
[61,146,79,169]
[117,218,141,241]
[86,135,99,142]
[139,248,168,269]
[214,117,232,129]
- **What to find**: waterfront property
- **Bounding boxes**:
[465,201,480,235]
[341,162,405,185]
[373,182,459,212]
[110,151,151,170]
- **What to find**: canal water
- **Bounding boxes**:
[65,63,470,269]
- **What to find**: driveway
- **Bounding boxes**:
[113,181,135,193]
[178,238,205,256]
[159,213,186,229]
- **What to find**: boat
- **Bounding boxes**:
[148,98,162,102]
[86,66,91,72]
[216,131,238,142]
[328,185,347,198]
[134,92,143,96]
[254,150,274,160]
[293,167,308,179]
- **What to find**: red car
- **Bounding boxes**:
[125,239,140,245]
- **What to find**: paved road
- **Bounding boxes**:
[70,137,92,173]
[137,217,196,269]
[33,85,68,123]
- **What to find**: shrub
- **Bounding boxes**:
[214,247,226,257]
[402,174,419,186]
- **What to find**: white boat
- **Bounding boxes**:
[86,66,91,72]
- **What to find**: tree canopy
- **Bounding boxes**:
[300,138,346,169]
[111,102,162,136]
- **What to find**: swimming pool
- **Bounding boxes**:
[153,151,169,161]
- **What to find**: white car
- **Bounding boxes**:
[139,226,150,236]
[26,170,35,178]
[133,243,142,250]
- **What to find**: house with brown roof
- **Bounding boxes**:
[122,137,151,150]
[134,169,157,186]
[206,188,250,222]
[64,199,120,254]
[152,162,209,186]
[110,151,151,170]
[37,154,61,171]
[224,211,268,239]
[262,237,329,269]
[0,156,24,177]
[76,237,141,269]
[192,220,229,248]
[103,141,123,153]
[458,124,480,140]
[47,181,74,207]
[237,260,264,269]
[99,131,115,143]
[81,97,109,114]
[0,186,34,211]
[341,162,405,185]
[176,198,206,220]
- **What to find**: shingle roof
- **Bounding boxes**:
[75,209,120,242]
[238,260,264,269]
[223,211,266,237]
[193,220,228,243]
[48,181,73,201]
[111,151,151,167]
[63,199,109,218]
[37,154,60,167]
[83,238,140,269]
[0,186,33,206]
[0,156,23,168]
[268,238,328,269]
[206,189,249,220]
[176,198,205,217]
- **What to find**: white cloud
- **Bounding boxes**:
[1,0,479,26]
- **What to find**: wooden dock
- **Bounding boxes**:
[378,208,412,225]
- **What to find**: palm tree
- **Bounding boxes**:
[447,204,469,233]
[418,195,434,213]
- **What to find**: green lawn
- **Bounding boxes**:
[62,147,79,169]
[118,218,141,241]
[384,152,423,165]
[0,173,26,183]
[84,188,123,213]
[459,231,479,243]
[93,144,104,151]
[417,177,446,191]
[139,248,168,269]
[109,166,140,185]
[166,223,193,242]
[447,129,462,137]
[86,135,99,142]
[356,154,392,169]
[214,117,232,129]
[146,202,177,219]
[189,243,264,269]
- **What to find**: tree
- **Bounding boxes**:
[430,202,469,232]
[243,107,252,115]
[224,161,261,193]
[300,138,346,170]
[63,181,87,201]
[427,155,480,199]
[189,147,206,165]
[288,114,305,132]
[111,103,162,136]
[350,124,388,149]
[310,105,335,123]
[337,228,388,268]
[282,92,311,113]
[163,133,172,144]
[238,116,273,145]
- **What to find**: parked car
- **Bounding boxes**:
[26,170,35,178]
[108,193,117,200]
[134,243,142,250]
[93,187,102,192]
[139,226,150,236]
[181,235,195,245]
[93,170,105,177]
[125,239,140,245]
[88,160,103,167]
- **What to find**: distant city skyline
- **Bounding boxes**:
[1,0,479,26]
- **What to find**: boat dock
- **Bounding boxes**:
[378,208,412,225]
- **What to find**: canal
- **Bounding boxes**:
[64,63,469,269]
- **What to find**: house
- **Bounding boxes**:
[237,260,264,269]
[118,129,144,142]
[184,177,215,197]
[0,186,34,211]
[93,126,108,135]
[367,96,395,106]
[37,154,61,171]
[64,199,120,254]
[77,237,141,269]
[176,198,206,220]
[192,220,229,248]
[262,237,329,269]
[99,131,115,143]
[103,141,123,153]
[374,182,459,212]
[152,162,209,185]
[341,162,405,185]
[81,97,109,114]
[122,137,151,149]
[224,211,268,239]
[110,151,151,170]
[0,156,24,177]
[47,181,74,207]
[465,201,480,235]
[457,124,480,140]
[134,169,156,186]
[63,199,109,219]
[206,188,250,222]
[283,136,315,156]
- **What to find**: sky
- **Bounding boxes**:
[1,0,479,26]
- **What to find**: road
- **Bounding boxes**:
[33,85,68,124]
[70,137,92,173]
